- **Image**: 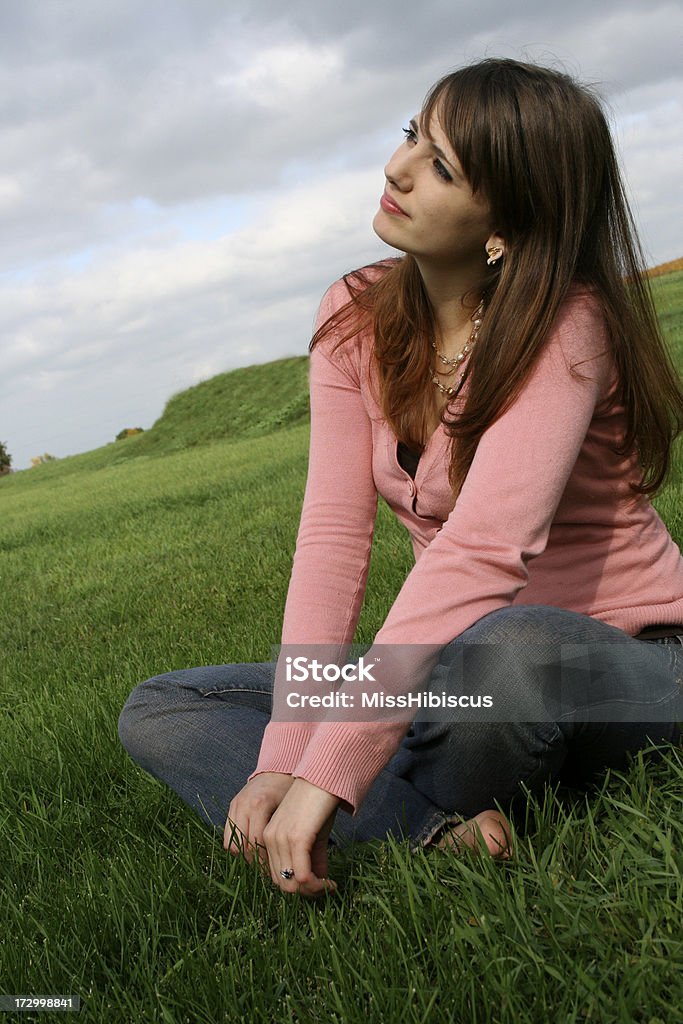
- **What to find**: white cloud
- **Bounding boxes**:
[224,42,344,110]
[0,175,23,210]
[610,79,683,264]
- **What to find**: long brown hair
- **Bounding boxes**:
[311,58,683,497]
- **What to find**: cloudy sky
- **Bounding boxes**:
[2,0,681,470]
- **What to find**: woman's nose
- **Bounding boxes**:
[384,146,413,192]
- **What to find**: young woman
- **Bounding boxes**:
[118,58,683,898]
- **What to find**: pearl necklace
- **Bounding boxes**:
[430,300,484,397]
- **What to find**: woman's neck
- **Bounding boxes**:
[416,257,483,351]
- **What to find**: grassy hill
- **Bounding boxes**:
[3,355,311,483]
[1,270,682,1022]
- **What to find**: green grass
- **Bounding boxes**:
[1,273,683,1023]
[650,270,683,361]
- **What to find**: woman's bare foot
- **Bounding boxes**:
[437,809,512,859]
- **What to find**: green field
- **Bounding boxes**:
[2,274,683,1023]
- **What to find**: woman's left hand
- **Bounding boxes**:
[262,778,341,897]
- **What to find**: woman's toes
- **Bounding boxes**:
[437,809,512,859]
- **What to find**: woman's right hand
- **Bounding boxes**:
[224,772,294,865]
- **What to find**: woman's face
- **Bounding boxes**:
[373,110,495,270]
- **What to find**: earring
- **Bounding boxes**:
[486,245,503,266]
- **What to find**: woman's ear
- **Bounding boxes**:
[484,233,505,266]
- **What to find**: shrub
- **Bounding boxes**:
[116,428,145,441]
[0,440,12,474]
[30,453,58,467]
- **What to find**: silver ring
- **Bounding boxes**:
[280,868,295,880]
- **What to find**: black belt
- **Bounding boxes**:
[634,624,683,640]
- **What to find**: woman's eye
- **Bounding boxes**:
[402,126,452,182]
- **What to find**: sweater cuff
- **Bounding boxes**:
[290,722,403,815]
[248,721,318,781]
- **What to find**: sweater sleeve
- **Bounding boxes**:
[290,293,614,812]
[248,282,378,778]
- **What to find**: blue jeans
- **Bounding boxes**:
[118,606,683,851]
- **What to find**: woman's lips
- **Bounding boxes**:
[380,191,409,216]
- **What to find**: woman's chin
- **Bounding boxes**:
[372,213,407,253]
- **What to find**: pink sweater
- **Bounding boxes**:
[250,274,683,813]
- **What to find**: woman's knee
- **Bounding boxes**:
[432,621,556,718]
[117,662,274,769]
[117,672,182,765]
[436,605,633,716]
[459,605,619,646]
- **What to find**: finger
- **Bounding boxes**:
[225,797,246,854]
[224,815,249,857]
[226,801,273,866]
[294,872,338,898]
[264,831,303,893]
[269,841,295,890]
[303,876,338,898]
[244,812,274,868]
[272,861,337,899]
[290,841,337,898]
[263,817,337,897]
[225,816,262,866]
[309,837,330,882]
[250,837,272,875]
